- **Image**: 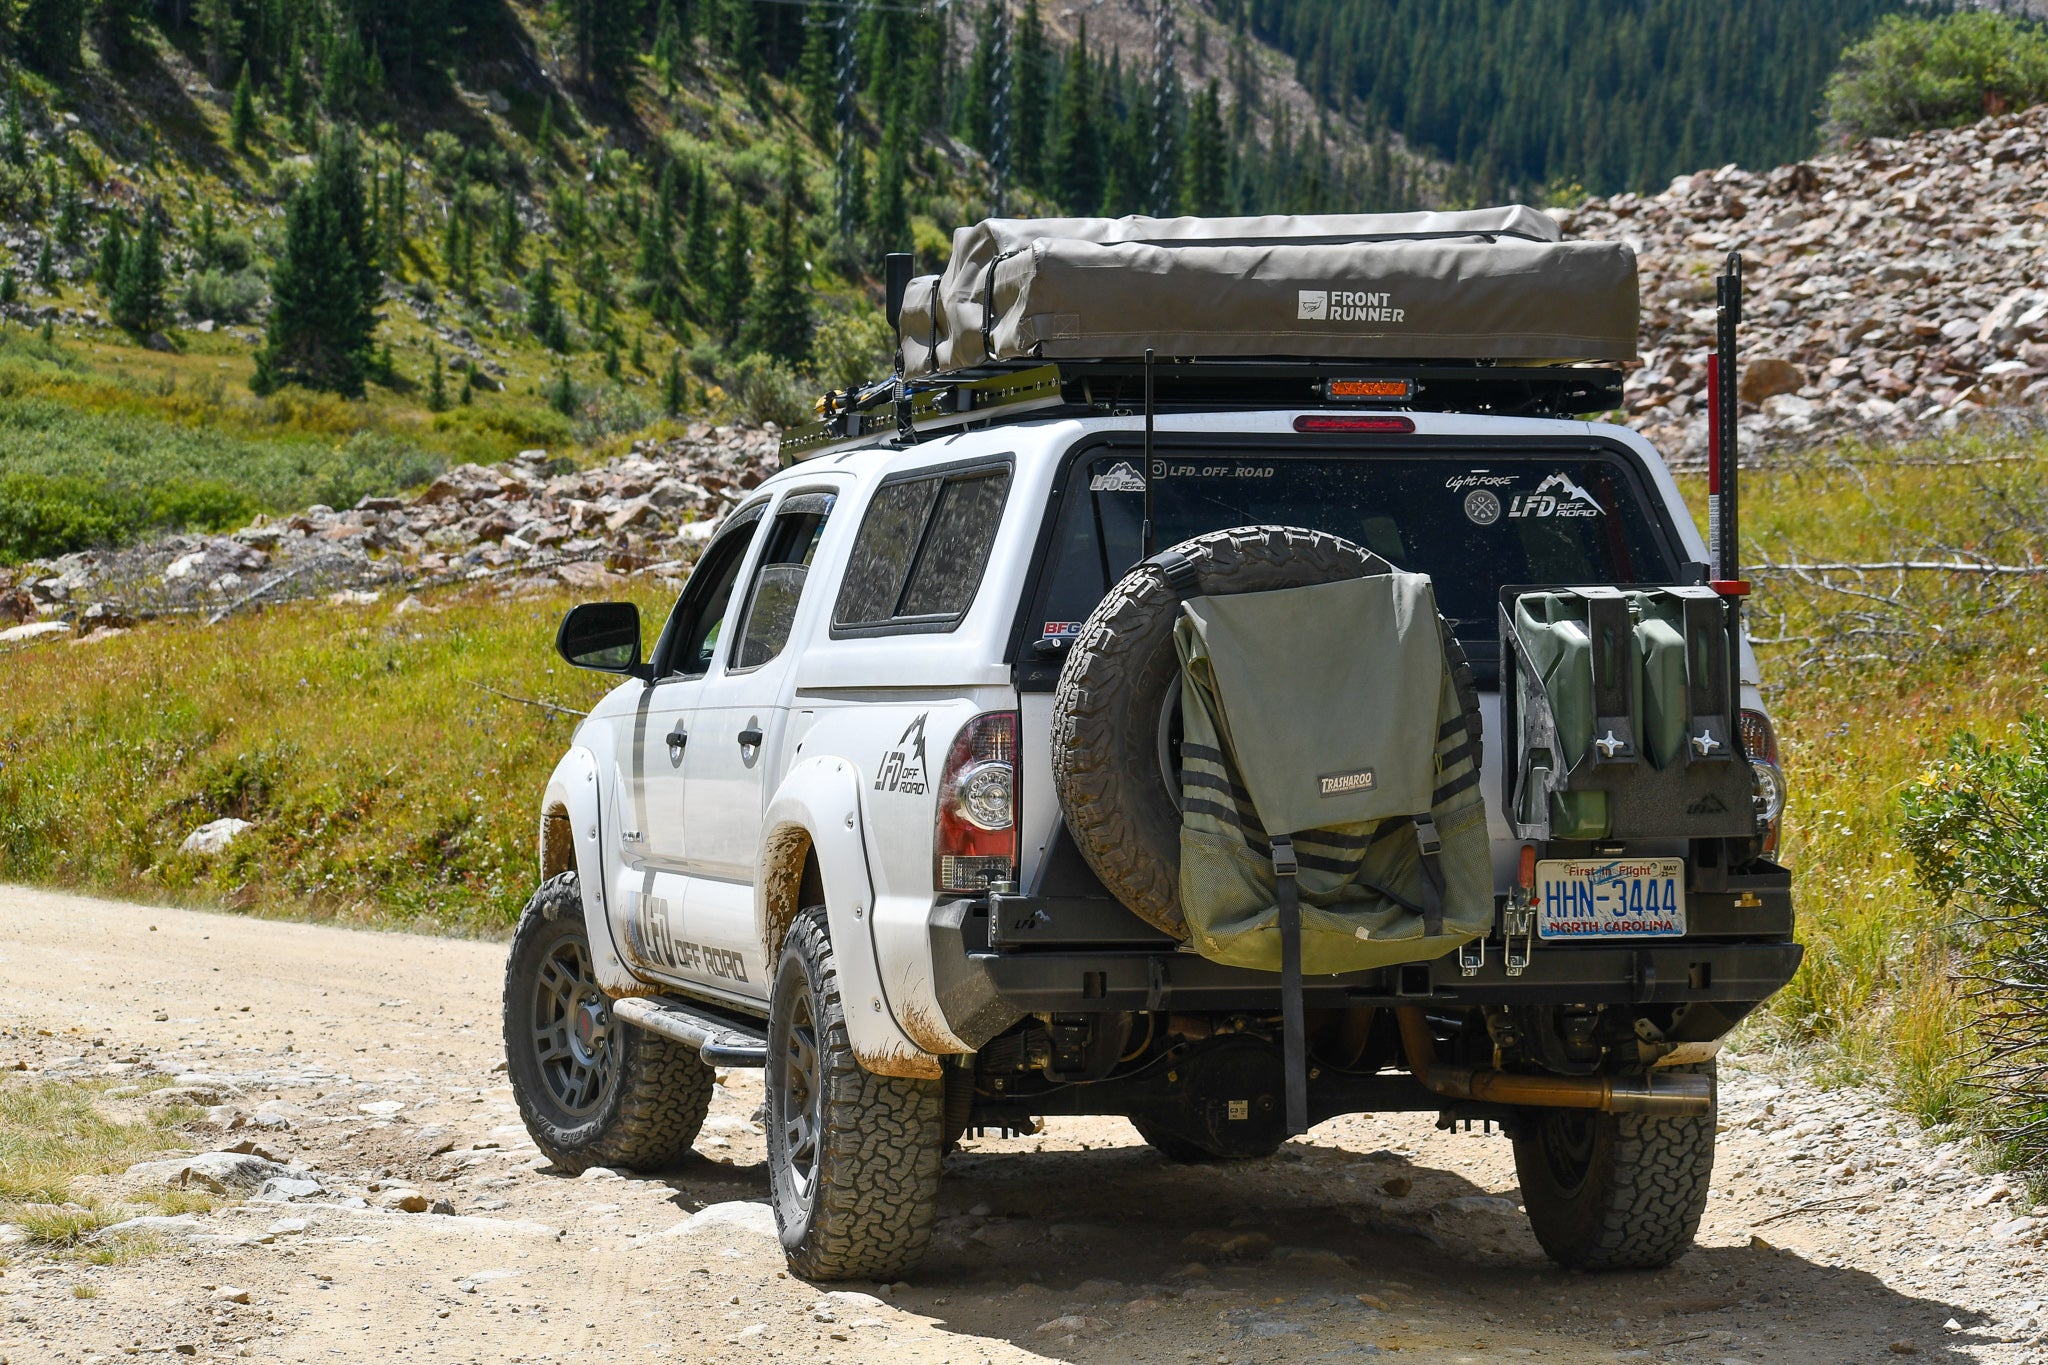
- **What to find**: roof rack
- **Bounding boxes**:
[779,359,1623,465]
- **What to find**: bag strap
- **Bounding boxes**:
[1413,814,1446,937]
[1271,835,1308,1137]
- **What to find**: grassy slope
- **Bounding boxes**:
[5,428,2045,1156]
[0,581,668,935]
[0,5,924,553]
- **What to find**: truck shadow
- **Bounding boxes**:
[658,1132,1994,1363]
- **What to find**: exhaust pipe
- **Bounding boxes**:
[1395,1007,1712,1117]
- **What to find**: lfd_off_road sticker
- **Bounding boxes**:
[874,713,930,795]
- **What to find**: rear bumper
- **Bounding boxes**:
[928,867,1802,1046]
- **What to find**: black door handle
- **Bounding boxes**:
[665,727,687,753]
[737,726,764,748]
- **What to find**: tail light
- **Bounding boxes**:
[1740,708,1785,857]
[936,711,1018,894]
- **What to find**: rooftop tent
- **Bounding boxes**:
[897,207,1638,377]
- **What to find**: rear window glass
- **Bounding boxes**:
[834,466,1011,631]
[1032,449,1677,660]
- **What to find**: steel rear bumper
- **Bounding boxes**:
[928,888,1803,1048]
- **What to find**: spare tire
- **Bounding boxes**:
[1049,525,1481,939]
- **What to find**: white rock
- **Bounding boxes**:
[576,1165,623,1181]
[180,818,253,856]
[123,1151,300,1195]
[0,620,70,644]
[358,1100,404,1117]
[655,1201,779,1243]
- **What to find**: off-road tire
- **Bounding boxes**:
[1512,1064,1717,1270]
[1051,525,1480,937]
[765,907,943,1281]
[503,872,714,1174]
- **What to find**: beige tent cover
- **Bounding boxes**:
[898,207,1637,375]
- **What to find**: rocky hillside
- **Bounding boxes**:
[0,424,780,642]
[1563,104,2048,461]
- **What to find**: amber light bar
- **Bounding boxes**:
[1324,377,1415,401]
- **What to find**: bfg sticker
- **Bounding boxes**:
[874,713,930,795]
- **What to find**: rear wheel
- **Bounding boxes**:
[765,907,943,1281]
[503,872,714,1173]
[1512,1064,1717,1270]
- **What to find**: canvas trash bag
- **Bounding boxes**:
[1173,573,1492,974]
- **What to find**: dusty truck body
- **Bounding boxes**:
[504,209,1798,1282]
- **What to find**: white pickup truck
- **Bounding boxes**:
[504,382,1799,1281]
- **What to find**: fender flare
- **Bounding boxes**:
[757,755,940,1079]
[538,745,638,997]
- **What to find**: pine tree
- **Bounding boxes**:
[726,0,764,104]
[664,349,687,414]
[603,338,621,379]
[1053,20,1103,214]
[872,105,910,254]
[22,0,86,73]
[799,4,835,147]
[56,173,82,246]
[231,64,257,151]
[712,198,751,342]
[749,147,812,365]
[630,335,646,371]
[427,349,448,411]
[683,166,715,291]
[253,130,381,397]
[561,0,636,92]
[496,187,522,268]
[34,239,55,291]
[94,0,153,69]
[98,213,126,286]
[196,0,239,86]
[1014,0,1049,185]
[535,99,556,170]
[1183,80,1228,215]
[3,86,26,167]
[526,254,562,344]
[548,367,577,416]
[0,268,15,305]
[653,0,686,92]
[110,205,166,334]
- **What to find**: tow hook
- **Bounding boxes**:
[1504,845,1537,976]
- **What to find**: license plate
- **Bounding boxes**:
[1535,858,1686,940]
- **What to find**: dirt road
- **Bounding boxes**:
[3,885,2043,1364]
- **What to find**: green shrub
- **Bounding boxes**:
[1901,714,2048,1180]
[1823,12,2048,140]
[0,471,252,562]
[728,352,811,427]
[182,267,266,322]
[809,310,895,392]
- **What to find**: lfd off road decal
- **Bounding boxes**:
[626,890,748,982]
[874,713,930,795]
[1510,473,1604,519]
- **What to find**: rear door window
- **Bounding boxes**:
[833,463,1012,634]
[729,492,835,672]
[1028,447,1678,670]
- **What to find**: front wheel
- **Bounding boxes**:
[1512,1063,1717,1270]
[765,906,943,1281]
[502,872,714,1173]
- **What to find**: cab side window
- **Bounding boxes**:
[656,508,762,679]
[831,464,1011,635]
[729,493,836,672]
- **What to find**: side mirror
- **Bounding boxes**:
[556,602,650,679]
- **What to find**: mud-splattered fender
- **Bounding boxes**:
[538,744,637,997]
[757,755,940,1080]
